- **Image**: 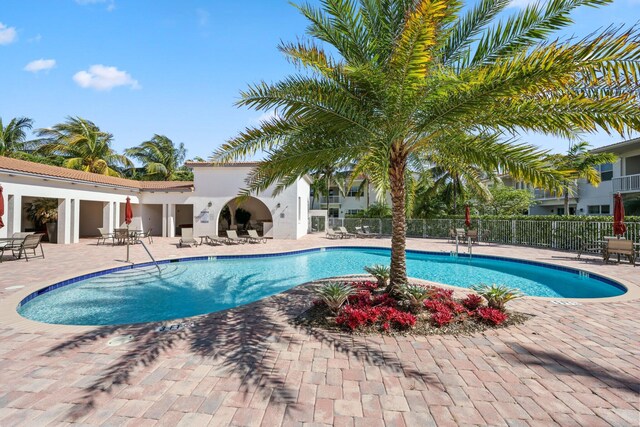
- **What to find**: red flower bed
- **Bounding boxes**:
[462,294,483,310]
[475,307,508,325]
[336,305,416,331]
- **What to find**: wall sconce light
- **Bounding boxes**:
[276,203,281,208]
[207,201,213,207]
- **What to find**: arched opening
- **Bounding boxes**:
[217,196,273,237]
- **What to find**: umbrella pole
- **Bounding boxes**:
[126,224,130,262]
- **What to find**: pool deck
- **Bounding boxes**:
[0,235,638,426]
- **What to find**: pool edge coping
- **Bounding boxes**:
[3,244,639,333]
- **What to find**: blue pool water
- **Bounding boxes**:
[18,247,626,326]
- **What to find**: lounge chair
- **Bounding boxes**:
[603,239,636,266]
[139,228,153,244]
[247,229,267,243]
[466,229,479,244]
[97,227,114,245]
[12,233,45,261]
[226,230,247,244]
[179,228,199,247]
[354,226,368,238]
[362,226,381,237]
[326,228,342,239]
[338,227,356,239]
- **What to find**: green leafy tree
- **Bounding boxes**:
[551,142,617,214]
[35,116,131,176]
[125,134,187,181]
[213,0,640,288]
[483,184,536,215]
[0,117,33,157]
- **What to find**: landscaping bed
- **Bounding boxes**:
[295,276,532,336]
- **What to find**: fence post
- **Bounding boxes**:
[512,219,517,244]
[551,221,557,249]
[422,219,426,238]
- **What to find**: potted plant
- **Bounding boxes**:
[25,198,58,243]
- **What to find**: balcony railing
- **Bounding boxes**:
[318,196,341,204]
[533,188,576,200]
[613,173,640,193]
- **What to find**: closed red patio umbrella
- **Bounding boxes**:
[613,192,626,237]
[0,185,4,230]
[464,205,471,228]
[125,197,133,261]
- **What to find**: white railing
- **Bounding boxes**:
[613,174,640,193]
[328,217,640,252]
[318,196,341,204]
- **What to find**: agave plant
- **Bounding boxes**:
[399,284,431,313]
[470,284,523,310]
[316,282,355,314]
[364,264,390,289]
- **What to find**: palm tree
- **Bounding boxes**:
[0,117,33,156]
[213,0,640,289]
[125,135,187,181]
[552,142,617,214]
[35,117,131,176]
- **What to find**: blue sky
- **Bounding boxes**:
[0,0,638,161]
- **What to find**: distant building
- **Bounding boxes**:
[505,137,640,215]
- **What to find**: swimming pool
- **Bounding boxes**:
[18,247,626,326]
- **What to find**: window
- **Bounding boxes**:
[328,208,340,218]
[598,163,613,181]
[587,205,611,215]
[346,209,364,216]
[347,187,361,197]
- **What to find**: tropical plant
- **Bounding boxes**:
[550,142,618,214]
[35,116,132,176]
[399,284,431,313]
[470,284,523,310]
[220,205,232,228]
[354,202,391,218]
[213,0,640,289]
[25,198,58,226]
[125,134,187,181]
[364,264,390,289]
[316,282,355,314]
[482,184,537,215]
[0,116,34,157]
[235,207,252,230]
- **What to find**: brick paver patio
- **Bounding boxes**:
[0,236,638,426]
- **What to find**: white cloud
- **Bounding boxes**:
[27,34,42,43]
[24,59,56,73]
[0,23,17,45]
[73,65,140,91]
[254,110,280,124]
[508,0,542,8]
[75,0,116,12]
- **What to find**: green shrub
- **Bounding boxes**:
[316,282,354,314]
[364,264,390,289]
[470,284,523,310]
[399,284,431,313]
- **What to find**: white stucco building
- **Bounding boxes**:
[0,157,311,243]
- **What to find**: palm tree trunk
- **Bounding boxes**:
[564,188,569,215]
[389,146,408,290]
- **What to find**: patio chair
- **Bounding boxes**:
[139,228,153,244]
[12,233,45,261]
[97,227,114,245]
[226,230,248,244]
[603,239,636,266]
[338,226,356,239]
[448,228,456,242]
[326,228,342,239]
[179,228,199,247]
[363,226,381,237]
[354,226,368,238]
[205,235,226,246]
[247,229,267,243]
[466,229,479,244]
[113,229,129,246]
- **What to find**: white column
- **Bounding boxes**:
[102,201,114,233]
[114,202,121,229]
[162,204,168,237]
[71,199,80,243]
[167,204,176,237]
[57,198,71,244]
[6,194,21,237]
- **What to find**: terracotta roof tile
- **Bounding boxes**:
[0,156,193,191]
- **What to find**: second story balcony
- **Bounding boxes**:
[533,184,578,201]
[318,196,341,204]
[613,174,640,193]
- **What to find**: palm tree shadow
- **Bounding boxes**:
[505,343,639,392]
